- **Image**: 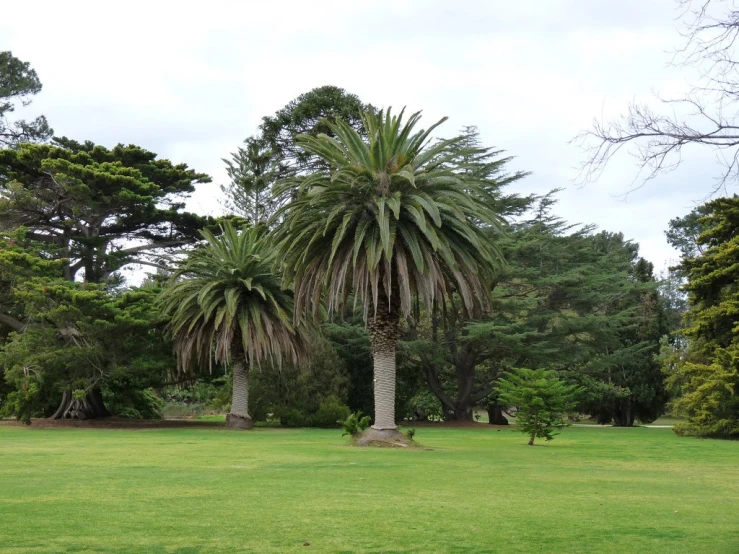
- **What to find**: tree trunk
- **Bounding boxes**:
[487,402,509,425]
[50,387,111,420]
[226,355,252,429]
[371,348,397,429]
[355,286,412,446]
[453,405,474,421]
[612,398,635,427]
[367,292,402,430]
[528,434,535,446]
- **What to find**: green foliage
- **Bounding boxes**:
[340,410,372,437]
[158,223,306,374]
[222,86,367,227]
[0,139,212,283]
[665,196,739,438]
[312,396,351,428]
[665,203,712,262]
[0,369,42,424]
[324,318,374,416]
[276,398,351,428]
[406,389,444,421]
[0,51,52,146]
[162,376,231,417]
[0,280,173,421]
[273,107,505,322]
[405,428,416,442]
[401,125,529,420]
[221,137,281,225]
[276,407,313,427]
[259,85,366,175]
[251,337,350,425]
[497,368,582,445]
[103,387,164,420]
[0,228,63,340]
[407,193,671,425]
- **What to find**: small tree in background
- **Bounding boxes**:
[0,51,53,146]
[497,368,581,446]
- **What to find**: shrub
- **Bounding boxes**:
[340,410,372,437]
[277,408,313,428]
[104,387,164,419]
[313,396,351,428]
[405,428,416,442]
[250,336,350,422]
[407,389,444,421]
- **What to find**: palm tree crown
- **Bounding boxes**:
[158,223,304,374]
[273,107,504,322]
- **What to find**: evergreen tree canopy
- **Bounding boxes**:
[0,138,212,283]
[497,367,581,445]
[221,137,281,225]
[0,51,52,146]
[259,85,366,175]
[0,279,172,422]
[405,194,672,426]
[667,195,739,438]
[221,86,368,224]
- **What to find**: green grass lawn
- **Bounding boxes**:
[0,424,737,553]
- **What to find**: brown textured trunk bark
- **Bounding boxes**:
[612,398,635,427]
[50,387,111,420]
[487,402,509,425]
[453,406,474,421]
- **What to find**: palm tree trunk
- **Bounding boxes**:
[226,355,252,429]
[367,294,401,430]
[372,347,397,429]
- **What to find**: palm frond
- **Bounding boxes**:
[157,223,308,375]
[272,107,506,323]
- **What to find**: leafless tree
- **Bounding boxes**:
[576,0,739,193]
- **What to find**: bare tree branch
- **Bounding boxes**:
[576,0,739,192]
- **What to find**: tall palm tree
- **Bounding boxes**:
[158,223,306,429]
[272,108,504,436]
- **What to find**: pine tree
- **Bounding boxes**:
[666,195,739,438]
[496,367,581,445]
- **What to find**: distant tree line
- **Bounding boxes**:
[3,50,733,439]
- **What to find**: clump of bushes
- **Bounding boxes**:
[313,397,351,427]
[251,337,352,427]
[278,396,351,428]
[406,390,444,421]
[160,376,230,418]
[105,387,164,420]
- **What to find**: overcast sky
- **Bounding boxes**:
[1,0,722,272]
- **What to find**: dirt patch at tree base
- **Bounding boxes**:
[353,427,431,448]
[225,414,253,430]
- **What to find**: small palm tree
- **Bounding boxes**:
[158,223,305,429]
[273,108,504,436]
